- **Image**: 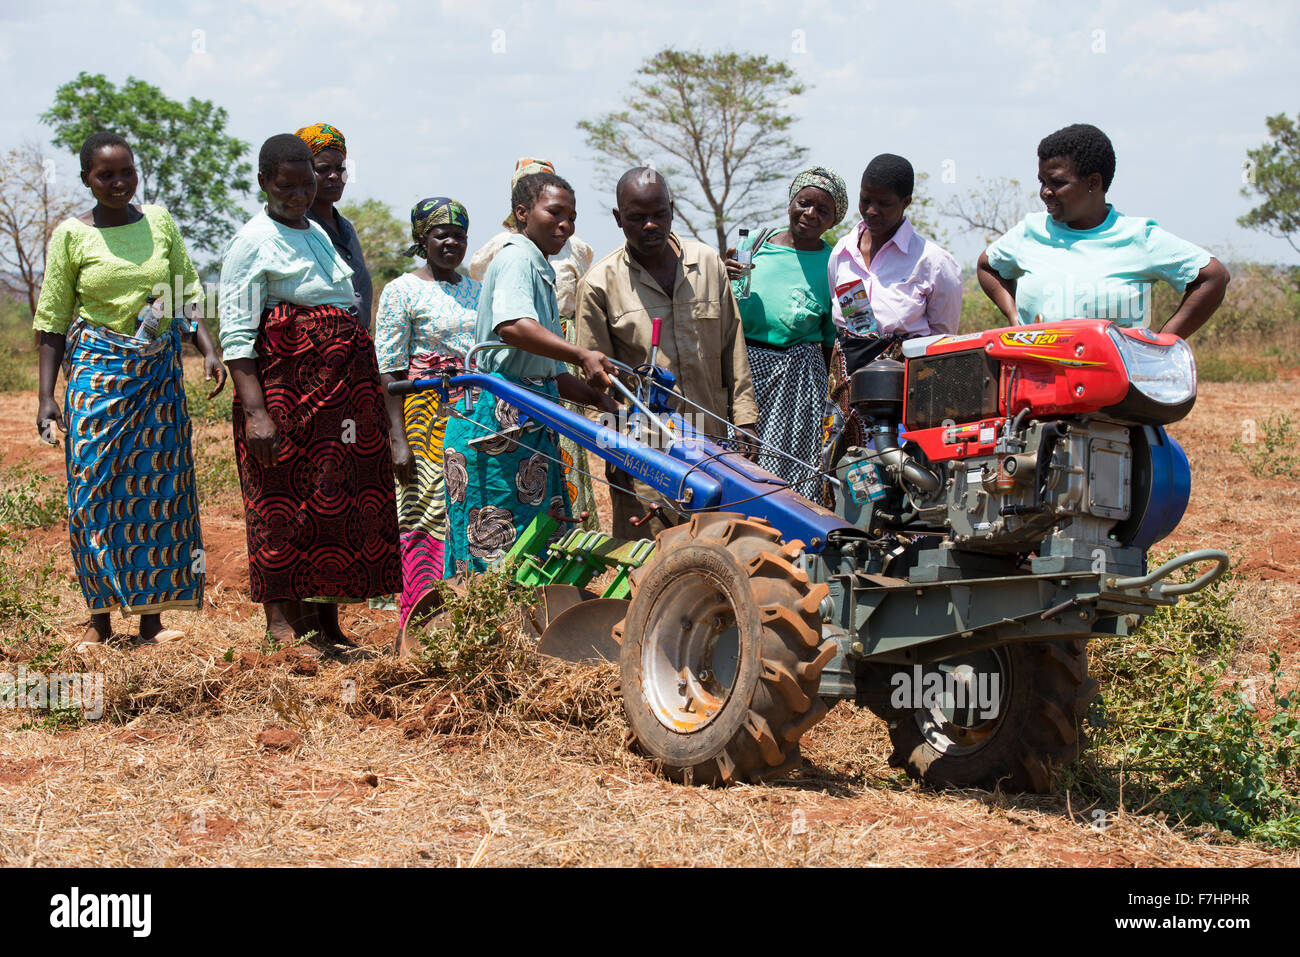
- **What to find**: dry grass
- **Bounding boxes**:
[1,362,1299,867]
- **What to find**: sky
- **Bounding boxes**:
[2,0,1297,268]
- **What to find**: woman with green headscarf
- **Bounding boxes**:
[723,166,847,494]
[375,197,480,632]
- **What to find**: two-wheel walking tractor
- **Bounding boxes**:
[389,318,1227,792]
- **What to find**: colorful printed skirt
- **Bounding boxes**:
[232,303,400,603]
[442,374,569,577]
[745,340,828,496]
[558,315,598,532]
[63,319,203,614]
[396,352,462,624]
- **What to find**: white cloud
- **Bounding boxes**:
[1,0,1294,264]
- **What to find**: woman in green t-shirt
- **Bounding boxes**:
[33,133,226,652]
[724,166,847,493]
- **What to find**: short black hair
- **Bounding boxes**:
[259,133,313,177]
[512,171,574,214]
[1037,123,1115,191]
[862,153,914,199]
[615,166,671,207]
[79,132,130,172]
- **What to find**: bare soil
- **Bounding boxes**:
[0,364,1297,867]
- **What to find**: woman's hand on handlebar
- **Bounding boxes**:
[578,348,615,391]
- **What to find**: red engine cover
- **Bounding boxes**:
[903,319,1154,462]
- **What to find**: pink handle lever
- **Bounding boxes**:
[651,316,662,348]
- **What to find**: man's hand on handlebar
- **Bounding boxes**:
[735,421,760,462]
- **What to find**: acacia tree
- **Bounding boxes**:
[1239,112,1300,257]
[579,49,809,252]
[942,175,1036,245]
[41,72,252,255]
[0,142,79,314]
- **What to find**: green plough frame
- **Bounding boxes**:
[498,514,657,599]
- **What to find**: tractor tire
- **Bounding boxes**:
[616,513,837,786]
[886,639,1099,793]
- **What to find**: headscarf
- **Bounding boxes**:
[405,197,470,258]
[504,157,556,228]
[295,123,347,157]
[790,166,848,226]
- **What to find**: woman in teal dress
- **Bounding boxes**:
[724,166,846,493]
[34,132,226,651]
[443,172,616,576]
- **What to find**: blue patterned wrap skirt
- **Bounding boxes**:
[62,319,203,614]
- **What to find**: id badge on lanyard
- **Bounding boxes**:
[835,275,878,337]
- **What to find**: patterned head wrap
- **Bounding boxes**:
[504,157,556,228]
[295,123,347,157]
[405,197,470,258]
[790,166,848,225]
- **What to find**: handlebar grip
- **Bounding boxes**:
[651,316,662,348]
[386,379,424,396]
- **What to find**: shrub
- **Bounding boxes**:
[1069,563,1300,846]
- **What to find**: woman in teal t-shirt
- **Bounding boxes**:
[977,123,1229,336]
[724,166,846,492]
[442,171,616,577]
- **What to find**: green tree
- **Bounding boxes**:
[1239,112,1300,257]
[579,49,809,253]
[339,198,410,323]
[41,72,252,255]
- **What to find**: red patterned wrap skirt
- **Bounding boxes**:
[232,302,400,603]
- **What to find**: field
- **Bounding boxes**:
[1,315,1298,866]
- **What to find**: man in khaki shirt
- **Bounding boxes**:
[575,167,759,540]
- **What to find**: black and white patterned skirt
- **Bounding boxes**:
[745,340,829,495]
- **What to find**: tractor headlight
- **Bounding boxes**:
[1107,326,1197,406]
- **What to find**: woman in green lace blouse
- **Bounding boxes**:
[33,132,226,651]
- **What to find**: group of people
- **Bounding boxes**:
[32,121,1229,652]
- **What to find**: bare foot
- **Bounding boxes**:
[264,601,301,645]
[314,602,356,648]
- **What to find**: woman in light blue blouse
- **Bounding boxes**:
[977,123,1229,337]
[375,197,480,628]
[219,134,399,650]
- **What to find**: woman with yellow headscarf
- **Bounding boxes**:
[295,122,374,328]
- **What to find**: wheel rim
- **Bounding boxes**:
[641,570,740,733]
[913,647,1009,756]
